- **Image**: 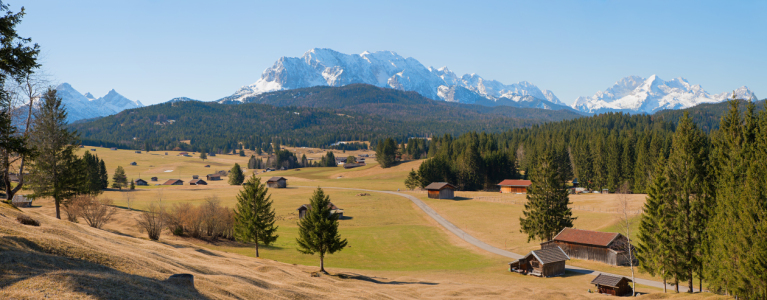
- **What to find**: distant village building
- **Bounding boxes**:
[425,182,456,199]
[591,274,633,296]
[135,150,141,154]
[204,165,210,168]
[192,175,199,179]
[90,149,96,151]
[189,179,207,185]
[110,147,117,150]
[508,246,569,277]
[163,179,184,185]
[335,157,347,165]
[130,162,137,166]
[297,202,343,219]
[206,174,221,181]
[178,152,188,156]
[208,153,216,157]
[497,179,532,193]
[11,195,32,208]
[150,177,158,181]
[266,177,287,188]
[134,178,148,186]
[541,228,634,266]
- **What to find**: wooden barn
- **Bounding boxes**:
[206,174,221,181]
[425,182,456,199]
[134,178,148,186]
[497,179,532,193]
[150,177,158,181]
[266,177,287,188]
[189,179,207,185]
[163,179,184,185]
[591,274,633,296]
[192,175,199,179]
[11,195,32,208]
[296,202,343,219]
[130,162,137,166]
[508,246,569,277]
[541,228,634,266]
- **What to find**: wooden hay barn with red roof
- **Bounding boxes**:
[541,228,634,266]
[497,179,532,193]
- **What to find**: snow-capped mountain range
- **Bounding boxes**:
[221,48,566,109]
[56,83,143,122]
[572,75,758,114]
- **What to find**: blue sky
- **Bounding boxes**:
[16,0,767,105]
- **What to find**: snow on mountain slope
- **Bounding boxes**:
[224,48,563,108]
[572,75,758,114]
[55,83,143,122]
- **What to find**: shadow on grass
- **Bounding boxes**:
[451,197,473,201]
[0,236,209,299]
[338,216,354,220]
[563,268,593,277]
[334,272,439,286]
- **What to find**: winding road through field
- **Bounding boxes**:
[296,185,697,293]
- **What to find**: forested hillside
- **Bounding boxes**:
[654,98,765,132]
[70,85,583,153]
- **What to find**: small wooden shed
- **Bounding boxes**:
[150,177,158,181]
[540,228,635,266]
[266,177,287,188]
[192,175,199,179]
[591,274,633,296]
[508,246,569,277]
[130,162,137,166]
[189,179,207,185]
[497,179,532,193]
[134,178,148,186]
[425,182,456,199]
[206,174,221,181]
[11,195,32,208]
[297,202,343,219]
[163,179,184,185]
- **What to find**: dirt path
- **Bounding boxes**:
[295,185,697,293]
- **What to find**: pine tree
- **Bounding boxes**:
[129,179,135,190]
[296,188,347,273]
[229,163,244,185]
[637,155,672,292]
[404,169,421,190]
[519,150,576,242]
[112,166,127,190]
[457,142,484,191]
[233,175,278,258]
[99,159,109,189]
[200,151,207,161]
[248,155,257,169]
[27,88,86,219]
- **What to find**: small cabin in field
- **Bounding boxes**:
[163,179,184,185]
[297,202,343,219]
[497,179,532,193]
[90,149,96,151]
[130,162,137,166]
[508,246,569,277]
[266,177,287,188]
[110,147,117,150]
[135,150,142,154]
[189,179,207,185]
[134,178,148,186]
[178,152,188,156]
[192,175,199,179]
[591,274,633,296]
[11,195,32,208]
[541,228,634,266]
[204,165,210,168]
[425,182,456,199]
[151,177,158,181]
[206,174,221,181]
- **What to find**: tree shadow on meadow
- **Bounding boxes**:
[0,236,209,300]
[334,272,439,286]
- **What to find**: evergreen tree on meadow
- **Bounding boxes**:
[519,150,575,242]
[296,188,348,274]
[233,175,278,258]
[637,154,673,292]
[229,163,245,185]
[375,138,397,168]
[129,178,135,190]
[247,155,257,169]
[456,142,483,191]
[99,159,109,189]
[82,151,103,195]
[112,166,127,190]
[200,151,207,161]
[404,169,421,190]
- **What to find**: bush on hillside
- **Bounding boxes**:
[16,215,40,226]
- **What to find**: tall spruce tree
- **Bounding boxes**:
[637,154,673,293]
[98,159,109,189]
[296,187,348,273]
[27,88,86,219]
[519,150,575,242]
[233,175,278,258]
[229,163,244,185]
[112,166,127,190]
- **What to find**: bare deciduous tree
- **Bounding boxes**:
[123,190,134,211]
[138,201,165,240]
[78,196,118,229]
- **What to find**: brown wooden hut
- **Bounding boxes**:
[425,182,456,199]
[508,246,569,277]
[11,195,32,208]
[296,202,343,219]
[189,179,207,185]
[206,174,221,181]
[150,177,158,181]
[266,177,287,188]
[497,179,532,193]
[163,179,184,185]
[591,274,633,296]
[134,178,148,186]
[540,228,634,266]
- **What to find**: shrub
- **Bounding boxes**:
[78,196,118,229]
[163,198,234,241]
[62,196,86,223]
[17,215,40,226]
[137,202,165,240]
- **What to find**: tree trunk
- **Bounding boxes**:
[55,198,61,219]
[675,277,679,293]
[689,270,693,292]
[320,255,326,274]
[663,277,667,293]
[255,242,259,258]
